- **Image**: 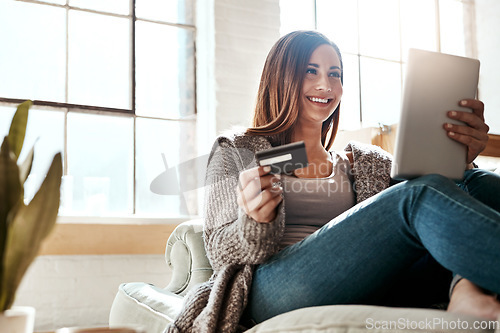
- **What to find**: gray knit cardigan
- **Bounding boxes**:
[166,132,393,333]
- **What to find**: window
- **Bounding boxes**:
[0,0,197,218]
[280,0,470,130]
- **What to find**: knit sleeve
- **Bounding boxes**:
[345,141,393,203]
[203,136,285,272]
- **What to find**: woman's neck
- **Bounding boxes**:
[291,123,333,178]
[292,123,328,159]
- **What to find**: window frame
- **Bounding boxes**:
[0,0,198,219]
[280,0,474,129]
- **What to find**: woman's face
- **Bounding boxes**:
[299,44,343,124]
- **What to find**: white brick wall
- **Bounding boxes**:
[13,255,171,331]
[213,0,280,134]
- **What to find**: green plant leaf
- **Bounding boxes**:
[18,145,35,185]
[0,153,61,311]
[7,100,32,161]
[0,137,23,311]
[0,138,22,224]
[0,138,22,220]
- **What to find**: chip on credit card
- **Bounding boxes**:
[255,141,308,174]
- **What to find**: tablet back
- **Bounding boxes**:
[391,49,480,180]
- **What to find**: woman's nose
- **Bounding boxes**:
[315,74,332,92]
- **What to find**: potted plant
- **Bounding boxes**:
[0,101,62,332]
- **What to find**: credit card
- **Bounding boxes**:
[255,141,308,174]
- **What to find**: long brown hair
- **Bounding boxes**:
[246,30,343,150]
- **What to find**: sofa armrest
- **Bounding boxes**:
[164,219,213,296]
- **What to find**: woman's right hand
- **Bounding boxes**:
[236,166,283,223]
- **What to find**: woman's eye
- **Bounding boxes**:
[329,72,341,78]
[306,68,317,75]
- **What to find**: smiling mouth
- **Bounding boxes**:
[308,97,331,104]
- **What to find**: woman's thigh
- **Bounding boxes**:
[246,173,500,323]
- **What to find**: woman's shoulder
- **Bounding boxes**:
[344,140,393,162]
[215,126,273,152]
[332,150,353,165]
[342,141,393,202]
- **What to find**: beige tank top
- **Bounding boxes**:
[279,151,355,249]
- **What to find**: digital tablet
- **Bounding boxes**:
[390,49,480,180]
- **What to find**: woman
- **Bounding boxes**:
[167,31,500,333]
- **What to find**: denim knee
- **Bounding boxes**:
[462,168,500,184]
[458,168,500,211]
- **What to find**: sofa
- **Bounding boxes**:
[109,219,500,332]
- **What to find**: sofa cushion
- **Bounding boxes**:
[109,283,184,332]
[110,283,499,333]
[246,304,499,333]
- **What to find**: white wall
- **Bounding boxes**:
[475,0,500,134]
[211,0,280,137]
[14,255,171,331]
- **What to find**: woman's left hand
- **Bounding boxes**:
[443,99,489,164]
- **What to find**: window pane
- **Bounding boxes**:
[67,113,133,216]
[360,57,401,126]
[439,0,465,56]
[69,0,130,16]
[358,0,400,61]
[0,1,66,102]
[136,22,195,118]
[0,105,15,138]
[22,108,65,205]
[400,0,437,60]
[68,10,130,109]
[0,104,65,206]
[136,0,194,25]
[316,0,358,54]
[339,54,361,130]
[136,118,197,216]
[279,0,315,35]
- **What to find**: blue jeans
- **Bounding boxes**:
[245,170,500,323]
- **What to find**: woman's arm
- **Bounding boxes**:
[203,137,285,271]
